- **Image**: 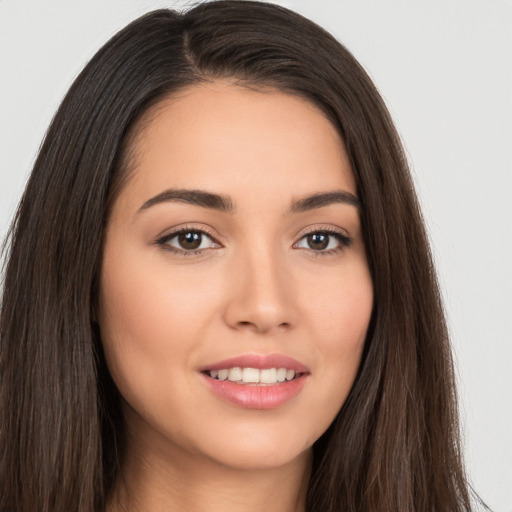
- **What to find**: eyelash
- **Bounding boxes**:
[155,226,352,257]
[155,225,220,256]
[295,227,352,256]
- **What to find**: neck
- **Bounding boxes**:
[108,421,312,512]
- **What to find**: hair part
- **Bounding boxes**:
[1,2,483,511]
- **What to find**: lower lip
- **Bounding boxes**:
[201,374,307,409]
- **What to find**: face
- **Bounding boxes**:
[98,82,373,471]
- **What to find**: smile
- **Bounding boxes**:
[200,354,309,409]
[206,367,300,385]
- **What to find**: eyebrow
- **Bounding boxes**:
[287,191,361,213]
[137,188,360,214]
[138,189,234,213]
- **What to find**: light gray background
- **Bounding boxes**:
[1,1,511,510]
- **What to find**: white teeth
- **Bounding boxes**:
[286,369,295,381]
[228,367,242,381]
[208,367,300,384]
[242,367,260,383]
[260,368,277,384]
[276,368,287,382]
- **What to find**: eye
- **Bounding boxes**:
[157,228,219,253]
[294,230,351,253]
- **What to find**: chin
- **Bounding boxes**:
[182,417,320,472]
[205,440,313,472]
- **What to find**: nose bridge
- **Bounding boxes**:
[223,236,295,333]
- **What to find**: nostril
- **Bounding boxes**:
[235,320,291,332]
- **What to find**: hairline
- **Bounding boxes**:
[108,76,347,216]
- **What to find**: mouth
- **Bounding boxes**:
[199,354,309,409]
[203,367,304,385]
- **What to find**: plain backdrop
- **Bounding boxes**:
[1,1,511,510]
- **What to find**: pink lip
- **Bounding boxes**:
[199,353,309,410]
[199,353,309,373]
[201,374,308,409]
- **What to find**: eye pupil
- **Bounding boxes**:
[307,233,329,250]
[178,231,201,250]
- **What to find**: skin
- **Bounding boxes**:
[99,81,373,512]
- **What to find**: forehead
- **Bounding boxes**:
[119,81,356,210]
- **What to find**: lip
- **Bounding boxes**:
[199,353,309,410]
[199,353,309,373]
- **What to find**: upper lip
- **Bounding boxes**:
[200,353,309,373]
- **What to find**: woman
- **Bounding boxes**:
[0,1,486,511]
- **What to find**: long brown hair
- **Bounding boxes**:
[1,2,484,511]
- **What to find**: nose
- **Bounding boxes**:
[222,244,297,335]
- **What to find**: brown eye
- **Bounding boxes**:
[158,229,218,253]
[306,233,329,251]
[294,230,351,253]
[178,231,202,250]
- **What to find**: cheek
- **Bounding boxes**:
[307,256,373,350]
[303,261,373,430]
[100,242,216,342]
[97,248,207,393]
